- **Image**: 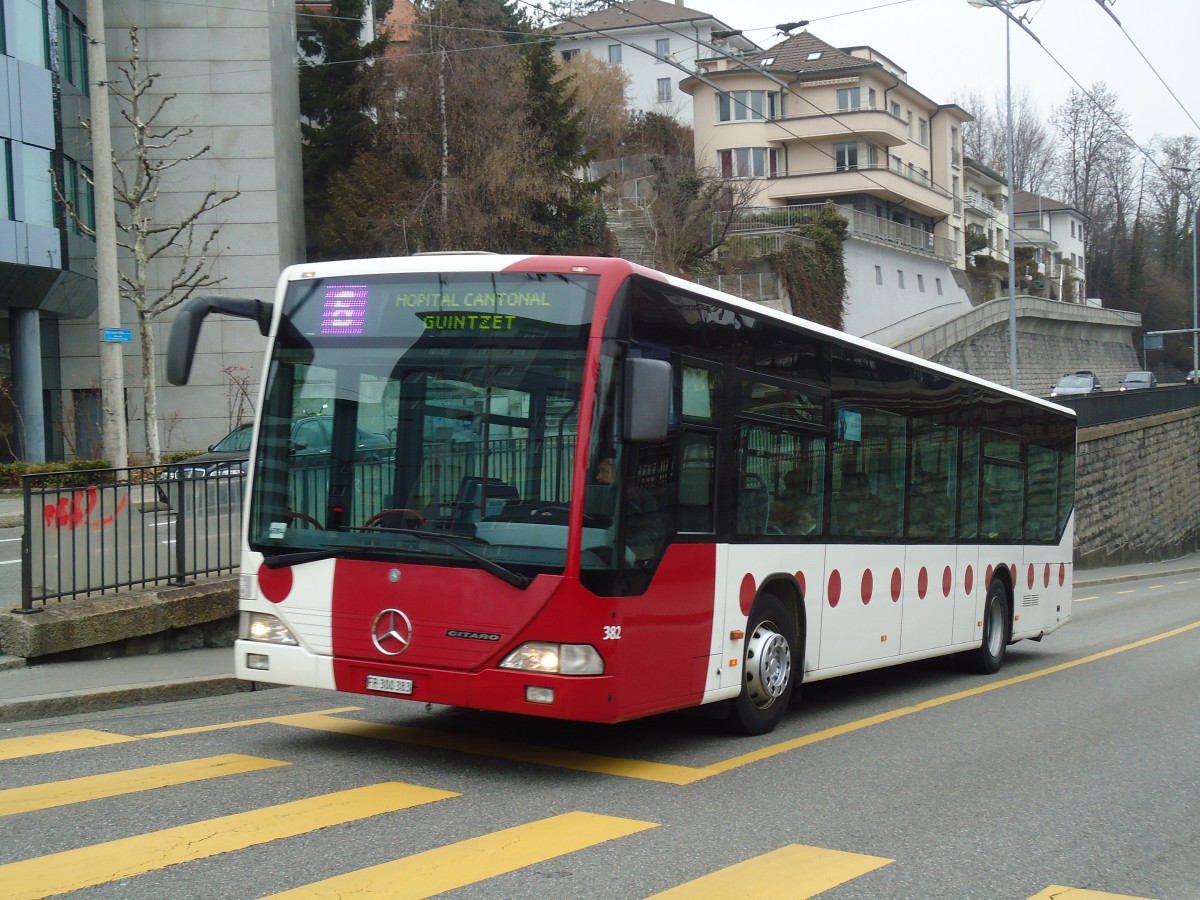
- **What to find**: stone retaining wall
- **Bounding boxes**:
[1075,408,1200,568]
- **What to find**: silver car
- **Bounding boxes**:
[1050,372,1103,398]
[1118,371,1157,391]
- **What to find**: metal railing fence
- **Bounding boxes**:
[21,464,244,609]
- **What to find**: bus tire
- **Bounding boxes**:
[969,578,1010,675]
[727,593,796,735]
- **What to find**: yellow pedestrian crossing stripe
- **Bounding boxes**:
[0,728,135,761]
[262,811,657,899]
[0,782,458,900]
[0,754,288,817]
[1029,887,1156,899]
[645,844,893,899]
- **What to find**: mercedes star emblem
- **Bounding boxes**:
[371,608,413,656]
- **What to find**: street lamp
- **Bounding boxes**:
[969,0,1037,391]
[1170,166,1199,379]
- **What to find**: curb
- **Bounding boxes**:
[1073,565,1200,589]
[0,674,264,724]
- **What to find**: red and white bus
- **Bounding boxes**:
[169,254,1075,735]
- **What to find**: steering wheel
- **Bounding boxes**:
[524,504,570,524]
[364,508,426,529]
[284,511,324,529]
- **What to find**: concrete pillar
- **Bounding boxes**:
[10,307,46,463]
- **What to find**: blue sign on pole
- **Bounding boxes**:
[101,328,133,343]
[1143,334,1164,351]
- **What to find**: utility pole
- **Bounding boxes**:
[85,0,128,467]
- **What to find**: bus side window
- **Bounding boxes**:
[736,473,770,535]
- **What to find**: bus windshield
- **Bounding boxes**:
[247,271,598,578]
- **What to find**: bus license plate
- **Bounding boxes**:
[366,675,413,695]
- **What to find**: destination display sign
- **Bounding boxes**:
[284,273,597,341]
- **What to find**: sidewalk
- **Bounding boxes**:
[0,489,25,529]
[3,550,1198,725]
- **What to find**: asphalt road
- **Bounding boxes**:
[0,574,1196,899]
[0,526,22,608]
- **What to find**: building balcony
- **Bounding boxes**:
[726,203,958,263]
[760,163,952,219]
[762,108,908,147]
[963,191,999,218]
[1014,227,1054,246]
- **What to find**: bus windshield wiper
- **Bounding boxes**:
[261,547,342,569]
[388,528,531,589]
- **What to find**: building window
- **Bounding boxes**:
[12,0,50,67]
[656,78,671,103]
[716,90,781,122]
[868,88,877,108]
[875,265,882,285]
[936,278,944,295]
[561,48,579,61]
[898,270,905,289]
[75,16,89,93]
[78,166,95,232]
[890,101,901,117]
[834,142,858,171]
[718,147,780,179]
[919,118,928,145]
[56,4,73,83]
[906,110,913,137]
[0,141,11,220]
[60,156,94,235]
[608,44,622,64]
[20,145,54,226]
[656,37,669,59]
[867,145,878,168]
[837,87,861,111]
[1071,220,1076,237]
[917,274,925,292]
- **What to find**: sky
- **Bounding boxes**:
[675,0,1199,150]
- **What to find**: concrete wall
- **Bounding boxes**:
[893,294,1141,396]
[1075,409,1200,568]
[842,238,973,346]
[55,0,304,457]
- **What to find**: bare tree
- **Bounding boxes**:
[958,87,1055,192]
[1052,84,1133,226]
[557,53,631,161]
[646,157,761,275]
[75,28,241,463]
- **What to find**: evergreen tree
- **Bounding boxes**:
[519,29,604,253]
[298,0,387,260]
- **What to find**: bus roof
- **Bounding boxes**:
[278,254,1075,419]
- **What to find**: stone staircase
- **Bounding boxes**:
[606,207,656,267]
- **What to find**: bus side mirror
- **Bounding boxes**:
[167,294,273,385]
[623,357,671,443]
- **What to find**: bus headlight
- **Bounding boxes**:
[240,611,298,646]
[499,642,603,675]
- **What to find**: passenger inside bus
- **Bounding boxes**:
[595,455,664,562]
[772,469,819,535]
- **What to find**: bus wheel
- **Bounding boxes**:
[969,579,1010,674]
[727,594,796,735]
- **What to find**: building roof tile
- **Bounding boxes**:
[551,0,721,34]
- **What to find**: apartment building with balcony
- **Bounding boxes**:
[963,158,1009,266]
[679,29,978,345]
[550,0,758,127]
[1013,190,1087,303]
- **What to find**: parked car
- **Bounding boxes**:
[1049,371,1103,398]
[1118,371,1157,391]
[160,417,392,501]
